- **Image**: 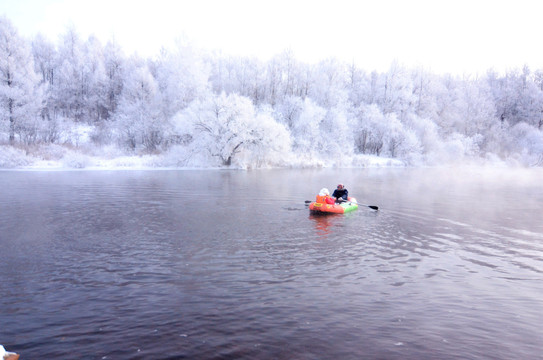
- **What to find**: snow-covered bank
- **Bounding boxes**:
[2,140,532,171]
[0,144,405,170]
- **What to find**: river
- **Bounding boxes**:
[0,167,542,359]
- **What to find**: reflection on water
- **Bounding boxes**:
[0,168,542,360]
[309,213,337,237]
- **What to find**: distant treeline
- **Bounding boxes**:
[1,16,542,167]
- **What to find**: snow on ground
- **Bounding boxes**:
[0,144,405,170]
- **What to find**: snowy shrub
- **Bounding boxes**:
[440,137,466,163]
[434,133,480,164]
[405,115,441,156]
[242,111,292,168]
[351,153,405,167]
[86,144,126,159]
[160,144,211,168]
[90,122,115,145]
[62,152,91,168]
[36,143,68,160]
[64,123,94,146]
[506,123,543,165]
[0,145,31,168]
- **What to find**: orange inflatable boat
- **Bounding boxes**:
[309,197,358,214]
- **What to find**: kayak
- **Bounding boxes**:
[309,197,358,214]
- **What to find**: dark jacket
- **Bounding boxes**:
[332,188,348,200]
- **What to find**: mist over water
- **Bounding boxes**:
[0,168,541,359]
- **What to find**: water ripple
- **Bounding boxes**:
[1,169,542,360]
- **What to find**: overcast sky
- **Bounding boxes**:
[1,0,542,74]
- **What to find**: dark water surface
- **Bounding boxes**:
[1,168,542,359]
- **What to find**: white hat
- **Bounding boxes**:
[319,188,330,196]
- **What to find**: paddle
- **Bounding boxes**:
[349,200,379,211]
[304,199,378,210]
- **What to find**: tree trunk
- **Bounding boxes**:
[9,98,15,144]
[222,142,244,166]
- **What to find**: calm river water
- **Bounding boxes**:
[0,167,542,359]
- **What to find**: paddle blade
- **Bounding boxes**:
[368,205,379,210]
[305,200,312,203]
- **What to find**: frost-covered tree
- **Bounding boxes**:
[31,33,56,124]
[486,67,543,130]
[242,106,291,167]
[503,122,543,165]
[102,39,125,119]
[411,68,448,122]
[2,15,543,167]
[49,30,109,124]
[84,35,109,122]
[0,17,44,144]
[53,26,86,121]
[353,104,385,155]
[153,41,210,119]
[381,113,421,160]
[319,106,354,160]
[346,62,371,108]
[207,53,238,96]
[237,57,267,105]
[309,58,348,108]
[208,56,265,104]
[208,51,311,107]
[290,98,326,156]
[512,67,543,129]
[174,92,289,166]
[274,95,304,130]
[114,57,163,151]
[451,77,496,154]
[266,56,282,107]
[32,33,56,87]
[379,62,416,120]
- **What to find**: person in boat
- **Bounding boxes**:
[316,188,335,204]
[332,183,349,203]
